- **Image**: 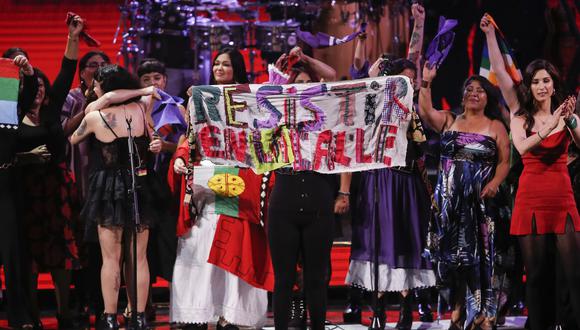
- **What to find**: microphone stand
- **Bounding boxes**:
[369,169,384,330]
[126,116,141,328]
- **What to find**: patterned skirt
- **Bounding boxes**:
[17,162,81,271]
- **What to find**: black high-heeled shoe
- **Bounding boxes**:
[216,323,240,330]
[395,294,413,330]
[125,312,149,330]
[288,296,307,330]
[97,313,119,330]
[415,289,434,322]
[343,286,363,324]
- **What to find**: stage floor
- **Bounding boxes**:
[0,306,528,330]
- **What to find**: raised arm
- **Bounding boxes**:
[13,55,38,116]
[64,14,83,60]
[52,15,84,117]
[481,120,510,198]
[418,63,453,132]
[290,47,337,82]
[480,14,519,115]
[353,32,367,71]
[407,3,425,83]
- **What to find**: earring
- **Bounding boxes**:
[552,89,556,96]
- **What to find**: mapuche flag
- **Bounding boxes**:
[0,58,20,130]
[479,13,522,86]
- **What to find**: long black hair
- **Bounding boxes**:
[94,64,141,105]
[209,47,249,84]
[78,50,110,92]
[515,59,565,135]
[462,75,503,122]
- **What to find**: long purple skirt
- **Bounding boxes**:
[346,168,436,291]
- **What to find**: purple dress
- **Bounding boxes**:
[346,62,436,292]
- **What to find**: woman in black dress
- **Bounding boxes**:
[71,65,163,329]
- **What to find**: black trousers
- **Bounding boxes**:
[0,170,33,327]
[268,172,335,330]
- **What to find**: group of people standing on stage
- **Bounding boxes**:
[1,4,580,330]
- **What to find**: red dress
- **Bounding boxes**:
[511,130,580,235]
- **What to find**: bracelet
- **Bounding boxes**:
[537,130,545,140]
[338,191,350,196]
[420,80,431,89]
[565,116,578,129]
[67,35,79,41]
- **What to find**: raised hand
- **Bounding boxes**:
[368,57,383,78]
[68,14,84,39]
[275,53,288,72]
[479,14,494,35]
[422,61,437,82]
[411,3,425,23]
[13,55,34,76]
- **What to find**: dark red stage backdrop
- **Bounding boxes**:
[0,0,352,289]
[0,0,123,86]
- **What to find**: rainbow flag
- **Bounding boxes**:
[479,14,522,85]
[0,58,20,130]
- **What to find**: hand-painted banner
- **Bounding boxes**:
[188,76,414,174]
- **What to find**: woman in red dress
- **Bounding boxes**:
[510,59,580,330]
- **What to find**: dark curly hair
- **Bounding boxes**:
[515,59,565,135]
[94,64,141,105]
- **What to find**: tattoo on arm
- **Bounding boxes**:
[75,119,87,136]
[408,23,424,59]
[409,30,421,49]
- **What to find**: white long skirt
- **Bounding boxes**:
[170,207,268,328]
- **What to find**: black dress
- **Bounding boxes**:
[15,57,81,271]
[81,115,165,239]
[0,71,37,327]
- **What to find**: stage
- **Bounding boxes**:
[0,305,528,329]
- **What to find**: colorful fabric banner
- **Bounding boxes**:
[0,58,20,130]
[425,16,458,69]
[479,14,522,85]
[188,76,414,174]
[191,165,275,290]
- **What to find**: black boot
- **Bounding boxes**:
[415,289,434,322]
[288,296,307,329]
[125,312,149,330]
[343,286,363,324]
[395,294,413,330]
[97,313,119,330]
[369,295,386,329]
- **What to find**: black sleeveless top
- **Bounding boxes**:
[80,111,164,239]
